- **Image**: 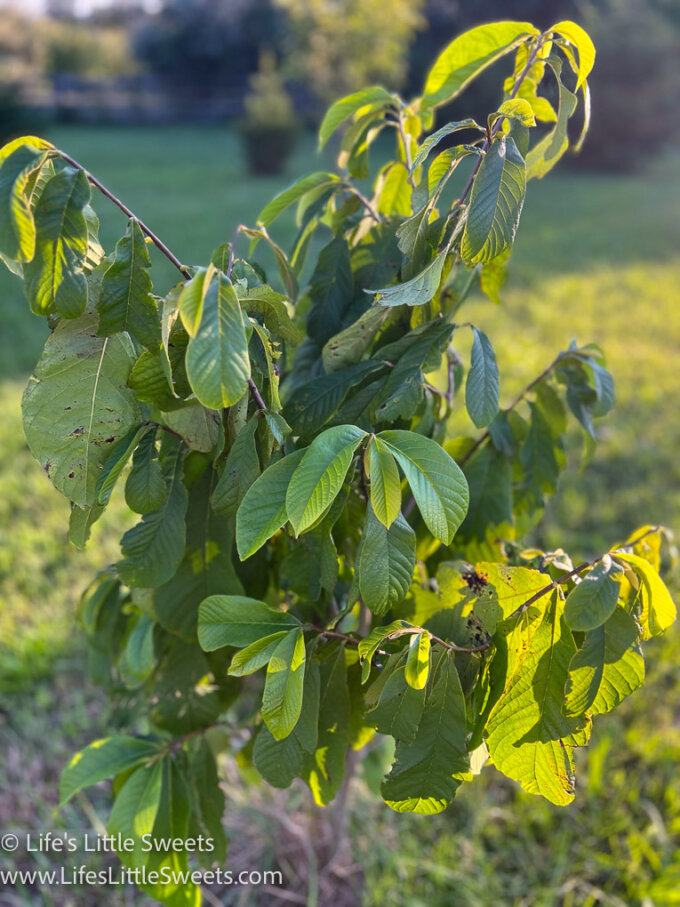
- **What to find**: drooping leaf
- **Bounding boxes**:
[261,628,306,740]
[95,424,147,506]
[285,424,366,535]
[459,443,513,541]
[185,271,250,409]
[423,21,539,109]
[366,436,402,528]
[117,444,188,588]
[162,400,220,453]
[461,136,526,264]
[211,417,260,516]
[241,286,303,344]
[108,761,163,866]
[485,594,586,805]
[59,735,162,806]
[236,449,305,560]
[125,429,167,514]
[564,606,644,717]
[466,327,500,428]
[197,594,301,651]
[615,552,677,638]
[411,119,482,171]
[564,555,620,631]
[22,310,140,507]
[357,505,415,616]
[24,167,91,317]
[258,171,340,226]
[97,219,161,348]
[405,632,431,690]
[228,631,289,677]
[0,143,47,263]
[382,647,468,813]
[318,86,395,147]
[372,246,448,308]
[365,660,426,742]
[526,61,578,180]
[552,20,596,89]
[378,430,469,545]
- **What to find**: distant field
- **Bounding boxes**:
[1,127,679,905]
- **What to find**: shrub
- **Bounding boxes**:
[239,51,297,176]
[0,18,676,905]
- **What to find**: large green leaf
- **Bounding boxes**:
[254,660,320,788]
[59,735,162,806]
[357,505,415,616]
[108,761,163,866]
[22,310,140,507]
[366,436,402,528]
[411,119,482,171]
[257,171,340,225]
[285,424,366,535]
[372,247,448,308]
[197,594,301,651]
[211,417,259,516]
[117,445,188,588]
[423,21,539,109]
[466,327,500,427]
[564,606,644,717]
[378,430,469,545]
[321,306,390,373]
[461,136,526,264]
[236,449,305,560]
[615,552,677,638]
[526,61,577,180]
[318,86,395,147]
[485,594,587,805]
[97,218,161,349]
[459,444,513,541]
[261,628,306,740]
[564,555,620,631]
[24,167,91,317]
[382,647,468,813]
[185,272,250,409]
[0,143,47,262]
[365,661,426,742]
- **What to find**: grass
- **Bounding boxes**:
[0,125,679,905]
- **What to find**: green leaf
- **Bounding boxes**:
[108,761,163,866]
[186,738,227,867]
[240,226,298,301]
[411,119,482,171]
[236,449,305,560]
[357,505,415,616]
[95,425,146,506]
[59,735,161,806]
[22,310,140,507]
[378,430,469,545]
[97,219,161,348]
[526,62,577,180]
[24,167,91,317]
[119,614,155,688]
[162,401,220,453]
[178,267,211,336]
[322,306,390,373]
[372,246,448,308]
[469,562,549,635]
[211,417,259,516]
[552,20,595,89]
[303,644,350,805]
[254,660,320,788]
[0,143,47,262]
[241,286,303,344]
[466,327,500,428]
[423,21,539,109]
[615,552,677,638]
[365,660,426,742]
[485,594,586,805]
[228,631,289,677]
[461,136,526,264]
[198,594,301,651]
[117,446,188,588]
[497,98,536,126]
[285,424,366,535]
[459,444,513,541]
[261,628,306,740]
[376,162,411,217]
[185,271,250,409]
[319,86,395,147]
[564,556,620,631]
[125,429,167,514]
[382,647,468,813]
[405,632,430,690]
[519,401,560,501]
[564,607,644,717]
[306,237,354,345]
[367,436,402,528]
[283,361,382,437]
[257,171,340,225]
[358,619,413,683]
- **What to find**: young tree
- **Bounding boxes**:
[0,18,675,905]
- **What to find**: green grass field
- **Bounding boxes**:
[1,126,679,905]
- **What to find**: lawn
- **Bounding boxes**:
[1,126,678,905]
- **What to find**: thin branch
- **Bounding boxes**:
[56,150,192,280]
[347,186,381,224]
[247,377,268,413]
[460,350,565,465]
[310,624,488,655]
[507,526,661,620]
[456,34,547,208]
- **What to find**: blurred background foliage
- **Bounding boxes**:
[0,1,679,904]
